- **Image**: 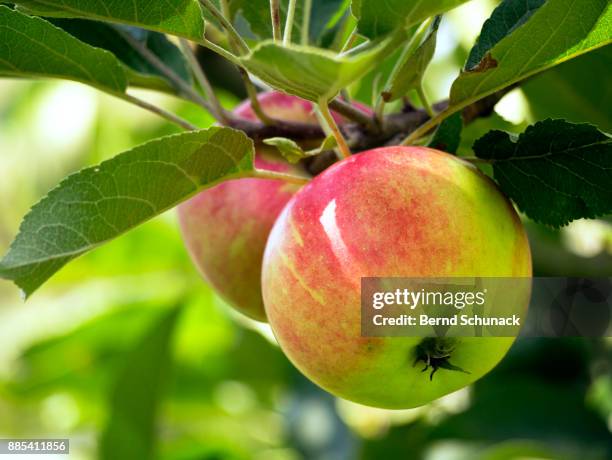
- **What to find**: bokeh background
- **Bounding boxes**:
[1,1,611,458]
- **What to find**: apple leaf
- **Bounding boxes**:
[0,128,254,297]
[473,119,612,227]
[319,134,338,152]
[233,0,348,44]
[308,0,350,45]
[382,16,440,102]
[263,134,336,163]
[450,0,612,110]
[263,137,307,163]
[351,0,470,39]
[522,45,612,133]
[100,306,181,460]
[241,32,405,102]
[12,0,205,41]
[429,112,462,154]
[465,0,546,70]
[51,19,191,93]
[0,6,127,94]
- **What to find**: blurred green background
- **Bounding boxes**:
[0,1,611,459]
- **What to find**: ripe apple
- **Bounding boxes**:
[178,91,368,322]
[261,146,532,408]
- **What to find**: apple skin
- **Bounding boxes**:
[179,152,299,322]
[261,146,532,408]
[178,91,369,322]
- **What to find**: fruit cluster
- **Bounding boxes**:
[179,92,532,409]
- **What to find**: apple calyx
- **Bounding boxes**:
[414,338,471,381]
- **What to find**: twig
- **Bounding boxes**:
[283,0,298,46]
[301,0,313,45]
[230,90,510,154]
[122,93,198,131]
[329,98,377,131]
[318,98,351,159]
[229,117,326,141]
[200,0,249,55]
[270,0,282,42]
[179,39,229,124]
[253,169,310,185]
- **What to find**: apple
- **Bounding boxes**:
[178,91,369,322]
[261,146,532,408]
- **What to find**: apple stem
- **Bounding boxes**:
[317,99,352,160]
[252,169,311,185]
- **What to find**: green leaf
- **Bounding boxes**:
[522,45,612,132]
[319,134,338,151]
[0,6,127,94]
[309,0,350,45]
[429,112,462,154]
[263,134,337,163]
[241,31,405,102]
[473,119,612,227]
[351,0,470,39]
[51,20,191,93]
[12,0,205,41]
[0,128,254,297]
[230,0,269,39]
[233,0,348,44]
[465,0,546,70]
[450,0,612,110]
[382,16,440,102]
[264,137,306,163]
[100,306,182,460]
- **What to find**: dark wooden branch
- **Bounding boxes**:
[228,118,326,142]
[329,99,378,131]
[229,87,514,175]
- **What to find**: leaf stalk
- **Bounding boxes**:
[253,169,310,185]
[301,0,313,45]
[283,0,298,46]
[270,0,282,42]
[179,39,230,124]
[122,93,198,130]
[318,99,352,159]
[200,0,250,55]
